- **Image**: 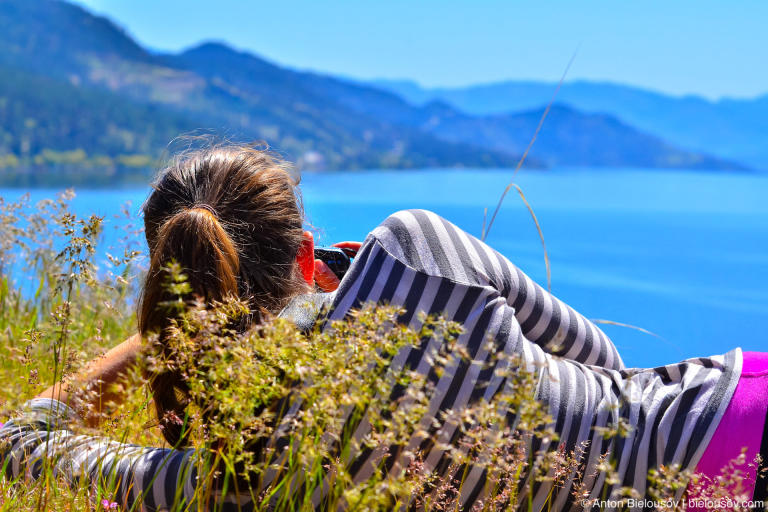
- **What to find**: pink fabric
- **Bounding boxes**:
[694,351,768,496]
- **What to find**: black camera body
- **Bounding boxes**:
[313,247,353,280]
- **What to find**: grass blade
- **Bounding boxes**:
[591,319,663,339]
[511,184,551,293]
[483,49,578,242]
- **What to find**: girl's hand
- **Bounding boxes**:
[314,241,362,291]
[332,241,362,256]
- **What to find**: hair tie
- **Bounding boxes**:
[188,204,219,221]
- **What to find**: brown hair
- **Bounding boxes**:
[139,146,308,446]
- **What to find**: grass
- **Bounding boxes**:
[0,191,760,511]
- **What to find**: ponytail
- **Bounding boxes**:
[139,206,240,332]
[139,147,308,447]
[139,206,242,446]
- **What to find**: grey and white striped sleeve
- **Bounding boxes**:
[365,209,624,370]
[0,398,251,512]
[326,209,739,508]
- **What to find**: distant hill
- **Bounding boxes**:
[372,79,768,169]
[167,44,731,169]
[0,63,206,185]
[417,103,737,168]
[0,0,746,185]
[0,0,521,180]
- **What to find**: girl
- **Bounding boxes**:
[1,147,763,511]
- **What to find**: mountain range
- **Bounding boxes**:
[0,0,751,185]
[373,79,768,170]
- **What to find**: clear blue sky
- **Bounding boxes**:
[73,0,767,99]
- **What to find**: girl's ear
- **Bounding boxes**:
[296,231,315,286]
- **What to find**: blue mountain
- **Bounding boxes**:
[0,0,746,186]
[373,79,768,169]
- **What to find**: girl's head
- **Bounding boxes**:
[139,146,311,444]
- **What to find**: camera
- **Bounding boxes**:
[313,247,354,280]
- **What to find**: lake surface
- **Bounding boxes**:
[2,167,767,368]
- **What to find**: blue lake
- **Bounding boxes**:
[2,167,767,368]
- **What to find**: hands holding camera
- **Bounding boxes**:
[314,241,361,292]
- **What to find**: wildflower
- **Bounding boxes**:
[100,498,119,510]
